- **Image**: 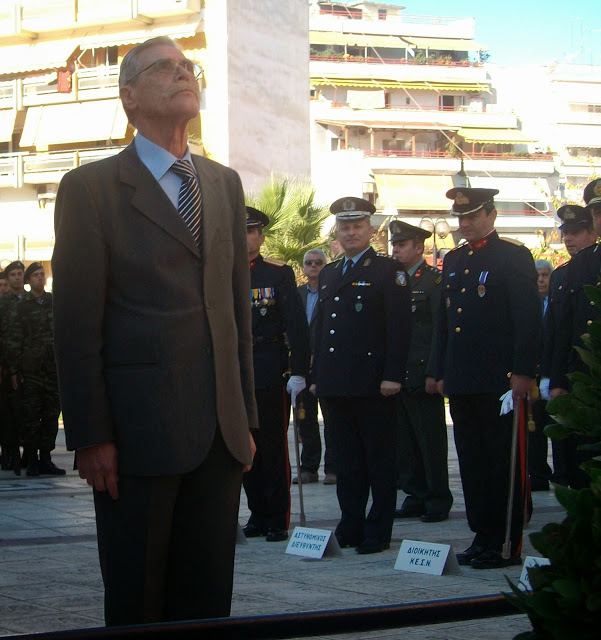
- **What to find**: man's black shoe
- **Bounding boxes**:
[456,544,485,566]
[26,458,39,477]
[242,523,266,538]
[421,512,448,523]
[470,550,522,570]
[394,505,425,519]
[355,539,390,555]
[38,459,66,475]
[265,528,288,542]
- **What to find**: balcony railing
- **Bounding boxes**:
[329,103,502,113]
[311,55,481,67]
[364,149,554,160]
[316,9,471,26]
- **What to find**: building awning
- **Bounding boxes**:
[310,32,403,48]
[0,40,78,75]
[77,18,201,49]
[316,118,457,131]
[375,174,454,211]
[558,125,601,149]
[469,176,551,202]
[0,109,16,143]
[401,37,486,52]
[311,77,489,92]
[20,99,128,148]
[458,128,536,144]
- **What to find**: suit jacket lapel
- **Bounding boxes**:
[118,143,201,259]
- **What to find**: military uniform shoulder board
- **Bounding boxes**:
[499,236,524,247]
[449,241,468,253]
[263,257,287,267]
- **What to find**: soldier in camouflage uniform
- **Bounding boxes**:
[0,260,26,475]
[6,262,64,476]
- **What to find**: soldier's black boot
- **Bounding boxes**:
[25,449,39,477]
[38,450,65,475]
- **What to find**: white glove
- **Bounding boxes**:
[499,390,514,416]
[539,377,551,401]
[286,375,306,408]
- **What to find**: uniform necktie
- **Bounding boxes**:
[342,258,354,275]
[171,159,202,249]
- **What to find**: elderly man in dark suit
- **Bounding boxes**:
[52,37,257,626]
[293,249,337,486]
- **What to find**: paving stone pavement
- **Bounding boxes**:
[0,413,564,639]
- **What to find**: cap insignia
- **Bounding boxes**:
[343,199,355,211]
[455,192,469,206]
[594,182,601,197]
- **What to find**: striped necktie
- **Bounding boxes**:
[171,159,202,249]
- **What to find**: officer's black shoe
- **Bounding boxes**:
[26,451,39,477]
[38,451,66,475]
[265,528,288,542]
[394,505,425,519]
[242,523,267,538]
[355,539,390,555]
[0,446,8,470]
[335,532,362,549]
[421,512,448,523]
[456,544,485,566]
[470,550,522,570]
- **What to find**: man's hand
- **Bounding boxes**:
[510,374,533,402]
[436,379,444,396]
[309,383,317,396]
[286,375,306,408]
[243,431,257,473]
[380,380,401,397]
[76,442,119,500]
[550,387,568,398]
[425,376,438,395]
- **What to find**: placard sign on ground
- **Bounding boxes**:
[519,556,551,591]
[285,527,343,559]
[395,539,461,575]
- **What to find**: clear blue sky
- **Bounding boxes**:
[385,0,601,66]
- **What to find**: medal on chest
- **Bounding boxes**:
[478,271,489,298]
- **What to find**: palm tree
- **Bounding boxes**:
[246,176,332,279]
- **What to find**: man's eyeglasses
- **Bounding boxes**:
[304,259,324,266]
[127,58,203,84]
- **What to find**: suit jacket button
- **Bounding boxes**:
[329,347,335,352]
[331,313,337,318]
[330,329,335,334]
[455,327,461,333]
[334,296,340,301]
[457,308,462,313]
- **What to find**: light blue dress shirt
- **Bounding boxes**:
[134,133,197,210]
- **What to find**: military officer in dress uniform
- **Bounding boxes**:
[437,187,541,569]
[389,220,453,523]
[311,197,412,555]
[242,206,310,542]
[540,205,597,488]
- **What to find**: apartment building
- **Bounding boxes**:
[0,0,310,270]
[309,1,557,249]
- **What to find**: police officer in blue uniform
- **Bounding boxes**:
[437,187,541,569]
[550,183,601,489]
[242,207,310,542]
[311,197,411,554]
[540,205,597,488]
[551,181,601,397]
[389,220,453,523]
